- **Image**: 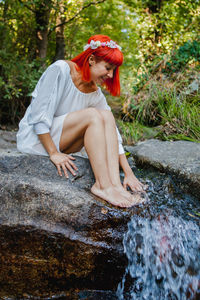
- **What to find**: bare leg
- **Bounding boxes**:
[98,110,121,185]
[99,110,143,205]
[59,108,132,207]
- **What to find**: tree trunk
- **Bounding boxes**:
[35,0,52,59]
[54,1,66,61]
[0,0,9,77]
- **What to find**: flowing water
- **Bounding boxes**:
[116,166,200,300]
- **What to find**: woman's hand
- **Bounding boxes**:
[119,153,145,193]
[123,172,144,193]
[50,152,78,178]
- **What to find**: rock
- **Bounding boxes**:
[0,148,136,298]
[0,129,16,149]
[125,139,200,197]
[1,131,199,297]
[185,75,200,94]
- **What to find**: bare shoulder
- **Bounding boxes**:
[64,60,81,82]
[64,60,77,72]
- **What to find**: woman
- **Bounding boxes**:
[17,34,144,208]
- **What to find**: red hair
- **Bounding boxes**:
[71,35,123,96]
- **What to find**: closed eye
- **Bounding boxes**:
[106,64,116,71]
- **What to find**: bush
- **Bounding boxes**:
[0,52,44,125]
[164,39,200,74]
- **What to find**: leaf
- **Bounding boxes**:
[193,211,200,217]
[188,213,196,218]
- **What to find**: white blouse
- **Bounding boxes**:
[17,60,124,155]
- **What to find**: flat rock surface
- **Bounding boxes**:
[125,139,200,196]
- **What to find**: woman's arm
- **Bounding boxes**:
[119,153,144,192]
[38,133,78,178]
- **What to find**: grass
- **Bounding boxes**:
[116,79,200,144]
[157,91,200,142]
[117,120,162,145]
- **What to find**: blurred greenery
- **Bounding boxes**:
[0,0,199,143]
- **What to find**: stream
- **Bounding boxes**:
[116,166,200,300]
[80,166,200,300]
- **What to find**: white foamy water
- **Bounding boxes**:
[117,215,200,300]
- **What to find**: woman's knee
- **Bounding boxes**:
[85,108,104,125]
[99,110,115,125]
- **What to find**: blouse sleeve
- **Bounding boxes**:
[94,94,125,155]
[27,63,68,131]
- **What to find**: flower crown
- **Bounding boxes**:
[83,40,122,51]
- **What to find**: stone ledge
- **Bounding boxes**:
[125,139,200,197]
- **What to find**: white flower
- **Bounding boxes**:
[90,40,98,49]
[107,40,116,48]
[83,39,122,51]
[83,44,90,51]
[96,41,101,47]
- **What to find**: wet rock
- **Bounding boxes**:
[0,148,133,298]
[125,139,200,197]
[78,289,118,299]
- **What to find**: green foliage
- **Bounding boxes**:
[120,39,200,96]
[0,51,44,124]
[164,39,200,73]
[0,0,199,147]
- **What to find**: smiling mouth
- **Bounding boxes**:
[100,76,107,82]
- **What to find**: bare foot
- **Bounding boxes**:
[130,193,146,205]
[115,186,134,201]
[116,186,145,205]
[91,184,133,208]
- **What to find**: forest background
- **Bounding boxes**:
[0,0,199,144]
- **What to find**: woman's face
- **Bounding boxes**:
[89,56,116,85]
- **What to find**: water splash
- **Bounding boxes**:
[116,215,200,300]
